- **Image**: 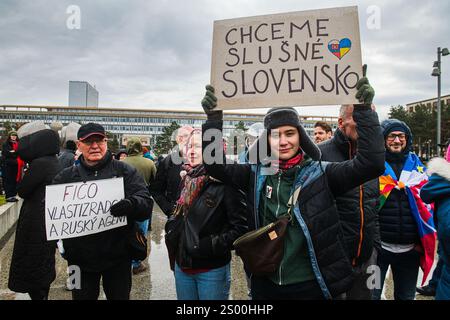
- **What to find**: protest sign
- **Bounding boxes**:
[45,178,126,240]
[211,6,363,109]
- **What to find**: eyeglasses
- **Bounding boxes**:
[81,138,107,146]
[387,133,406,141]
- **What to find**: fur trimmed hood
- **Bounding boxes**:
[427,157,450,181]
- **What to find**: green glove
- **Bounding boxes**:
[355,64,375,105]
[201,85,222,120]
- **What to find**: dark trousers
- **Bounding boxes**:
[251,276,325,300]
[71,260,132,300]
[3,165,18,199]
[372,248,420,300]
[29,288,50,300]
[344,248,378,300]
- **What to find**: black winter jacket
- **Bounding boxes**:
[379,153,420,245]
[174,179,248,270]
[319,129,381,266]
[8,129,61,293]
[149,151,183,216]
[52,151,152,272]
[58,149,75,169]
[202,105,385,298]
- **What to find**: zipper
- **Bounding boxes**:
[275,171,283,285]
[275,171,282,217]
[253,167,259,229]
[95,170,98,177]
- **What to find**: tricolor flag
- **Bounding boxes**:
[379,153,436,285]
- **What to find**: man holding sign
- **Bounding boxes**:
[52,123,152,300]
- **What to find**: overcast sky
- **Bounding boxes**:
[0,0,449,120]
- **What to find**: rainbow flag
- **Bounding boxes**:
[379,153,436,285]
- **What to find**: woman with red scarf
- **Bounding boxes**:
[165,129,248,300]
[1,131,24,202]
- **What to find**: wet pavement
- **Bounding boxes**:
[0,207,249,300]
[0,205,434,300]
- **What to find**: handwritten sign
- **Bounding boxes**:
[45,178,127,240]
[211,6,363,109]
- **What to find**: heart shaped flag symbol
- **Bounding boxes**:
[328,38,352,60]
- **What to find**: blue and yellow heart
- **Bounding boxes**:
[328,38,352,60]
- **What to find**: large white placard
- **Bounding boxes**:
[45,178,127,240]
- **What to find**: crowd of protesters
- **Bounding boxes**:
[1,67,449,301]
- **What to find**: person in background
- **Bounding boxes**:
[166,129,247,300]
[1,131,23,202]
[123,137,157,275]
[319,104,380,300]
[373,119,437,300]
[58,140,77,169]
[419,142,450,300]
[238,122,264,164]
[8,128,61,300]
[115,149,128,161]
[149,126,193,217]
[313,121,332,144]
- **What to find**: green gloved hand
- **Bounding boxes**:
[201,85,223,120]
[355,64,375,105]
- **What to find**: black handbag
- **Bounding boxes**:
[164,209,185,271]
[128,222,148,261]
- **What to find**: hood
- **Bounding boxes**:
[17,121,49,139]
[18,129,60,162]
[427,157,450,181]
[126,137,143,156]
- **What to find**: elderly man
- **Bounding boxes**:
[53,123,152,300]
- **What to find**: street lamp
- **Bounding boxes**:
[432,47,449,156]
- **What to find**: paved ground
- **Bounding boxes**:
[0,206,434,300]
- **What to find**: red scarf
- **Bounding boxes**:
[272,152,304,172]
[11,141,24,182]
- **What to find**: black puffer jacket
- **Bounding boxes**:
[8,129,61,293]
[52,151,152,272]
[319,129,381,266]
[379,154,420,245]
[149,151,183,216]
[174,179,248,270]
[379,119,419,245]
[202,105,385,298]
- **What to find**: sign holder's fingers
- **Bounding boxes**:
[363,64,367,78]
[206,90,217,102]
